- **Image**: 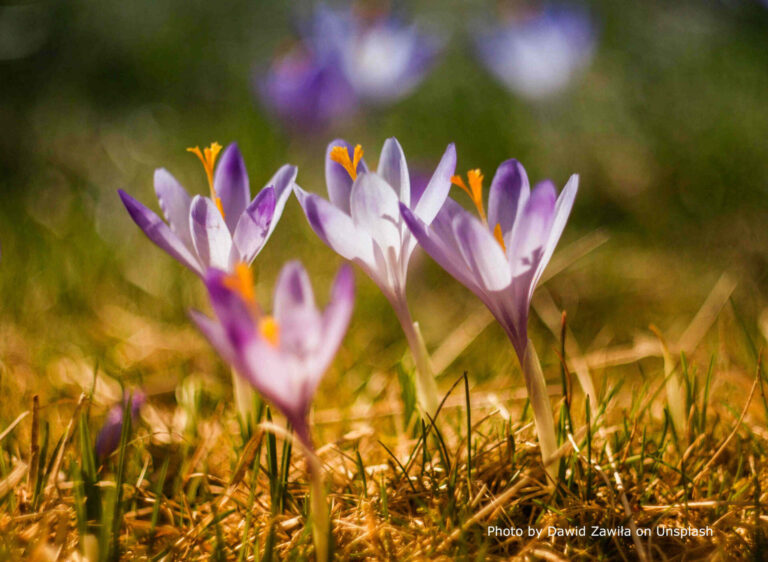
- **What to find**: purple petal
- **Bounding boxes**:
[400,202,480,293]
[506,180,557,276]
[487,159,530,237]
[531,174,578,291]
[349,172,402,252]
[377,137,410,204]
[452,212,513,291]
[294,186,375,265]
[214,143,251,233]
[273,261,322,356]
[325,139,368,213]
[233,187,276,264]
[189,309,240,369]
[239,339,308,423]
[203,268,256,348]
[95,391,145,460]
[118,189,202,276]
[263,164,297,239]
[190,196,235,270]
[316,264,355,382]
[154,169,194,251]
[412,143,456,223]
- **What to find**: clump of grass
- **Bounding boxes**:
[0,336,766,560]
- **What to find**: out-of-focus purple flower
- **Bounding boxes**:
[258,6,441,129]
[401,161,578,358]
[95,390,145,460]
[295,138,454,415]
[401,160,577,476]
[191,261,354,448]
[118,142,296,275]
[260,43,357,131]
[474,5,596,100]
[312,6,442,104]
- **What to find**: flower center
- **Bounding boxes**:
[452,169,506,251]
[258,316,280,347]
[223,262,256,304]
[330,144,364,180]
[187,142,226,218]
[452,169,487,223]
[223,263,280,347]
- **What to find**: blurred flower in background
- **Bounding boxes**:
[95,390,145,461]
[260,42,357,131]
[474,3,596,100]
[258,3,442,131]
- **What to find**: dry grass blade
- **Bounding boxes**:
[692,361,760,486]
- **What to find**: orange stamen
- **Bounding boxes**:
[330,144,364,180]
[187,142,225,218]
[223,262,256,305]
[258,316,280,347]
[493,223,506,252]
[451,169,487,224]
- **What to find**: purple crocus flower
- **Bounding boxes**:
[95,390,145,461]
[191,261,354,449]
[311,5,442,104]
[260,42,357,131]
[401,159,578,477]
[474,5,596,100]
[294,138,455,415]
[118,142,296,276]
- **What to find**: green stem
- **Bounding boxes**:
[393,296,440,419]
[231,368,255,431]
[297,429,328,562]
[521,339,558,482]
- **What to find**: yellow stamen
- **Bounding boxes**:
[493,223,507,252]
[451,169,487,224]
[223,262,256,305]
[330,144,364,180]
[187,142,225,218]
[259,316,280,347]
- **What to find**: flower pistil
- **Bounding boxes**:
[453,169,507,251]
[187,142,225,217]
[330,144,364,180]
[223,262,280,347]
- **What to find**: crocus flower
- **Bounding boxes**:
[257,5,441,130]
[259,42,357,131]
[191,261,354,449]
[95,390,145,461]
[192,261,351,562]
[118,142,296,276]
[401,159,578,478]
[474,5,596,100]
[295,138,455,416]
[311,5,442,104]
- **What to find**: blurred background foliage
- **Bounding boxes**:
[1,0,768,411]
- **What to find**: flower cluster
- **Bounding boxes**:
[257,3,597,132]
[118,135,579,553]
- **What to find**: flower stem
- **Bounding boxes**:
[392,294,440,419]
[231,368,255,432]
[296,428,329,562]
[521,338,558,482]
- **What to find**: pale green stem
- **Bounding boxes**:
[663,356,687,437]
[392,294,440,419]
[296,428,328,562]
[231,368,256,430]
[521,338,558,482]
